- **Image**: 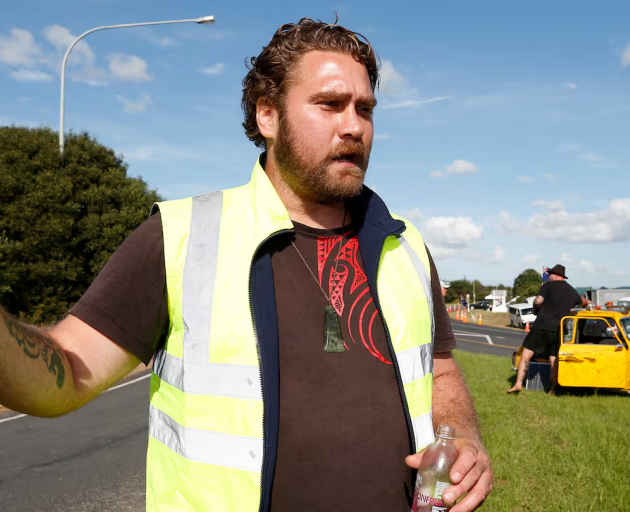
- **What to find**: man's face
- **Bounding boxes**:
[272,51,376,203]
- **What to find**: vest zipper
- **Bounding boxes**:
[248,228,294,512]
[372,233,416,455]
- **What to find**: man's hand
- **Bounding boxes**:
[406,437,492,511]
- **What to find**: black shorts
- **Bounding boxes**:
[523,328,560,358]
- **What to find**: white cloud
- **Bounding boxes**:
[151,37,177,48]
[109,53,153,81]
[446,159,478,175]
[405,207,422,222]
[423,216,484,259]
[565,83,578,90]
[377,60,449,109]
[502,199,630,244]
[561,253,573,263]
[0,28,42,67]
[532,199,564,212]
[579,151,604,162]
[44,25,94,62]
[621,44,630,69]
[431,159,478,179]
[517,176,534,183]
[9,69,52,81]
[578,260,597,274]
[542,173,555,180]
[380,96,449,110]
[42,25,108,85]
[374,133,390,140]
[523,254,539,265]
[491,246,505,263]
[578,259,626,276]
[379,60,410,97]
[558,142,580,153]
[116,92,153,113]
[202,63,225,75]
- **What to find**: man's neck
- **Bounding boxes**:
[263,153,350,229]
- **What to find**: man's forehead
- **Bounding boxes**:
[291,51,373,95]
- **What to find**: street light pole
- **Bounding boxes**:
[59,15,215,156]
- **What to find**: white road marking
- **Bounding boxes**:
[0,413,26,424]
[0,372,151,425]
[105,372,151,392]
[497,336,506,339]
[453,331,494,345]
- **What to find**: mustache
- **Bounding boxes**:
[324,140,369,169]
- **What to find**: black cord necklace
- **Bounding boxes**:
[289,209,347,353]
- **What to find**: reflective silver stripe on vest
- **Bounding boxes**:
[149,406,263,471]
[154,351,262,399]
[412,410,436,448]
[183,192,223,365]
[399,235,435,344]
[396,344,433,382]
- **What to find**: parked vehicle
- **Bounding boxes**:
[512,309,630,392]
[470,300,492,311]
[508,303,536,328]
[617,296,630,307]
[586,288,630,307]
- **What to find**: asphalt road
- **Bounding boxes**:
[0,371,151,511]
[450,319,526,359]
[0,321,522,510]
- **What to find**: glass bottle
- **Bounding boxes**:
[411,425,457,512]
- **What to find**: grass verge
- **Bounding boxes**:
[454,350,630,511]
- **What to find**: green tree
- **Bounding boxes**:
[0,126,162,324]
[513,268,542,301]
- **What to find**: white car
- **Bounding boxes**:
[508,303,537,328]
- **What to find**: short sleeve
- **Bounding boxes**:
[427,246,457,353]
[69,213,168,365]
[537,282,548,298]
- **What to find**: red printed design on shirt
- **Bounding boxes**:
[317,232,392,365]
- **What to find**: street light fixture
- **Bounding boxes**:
[59,16,216,156]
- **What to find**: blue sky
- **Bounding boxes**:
[2,0,630,288]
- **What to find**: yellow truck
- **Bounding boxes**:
[512,309,630,391]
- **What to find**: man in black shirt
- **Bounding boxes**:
[508,264,588,394]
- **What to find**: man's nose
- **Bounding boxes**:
[338,106,364,140]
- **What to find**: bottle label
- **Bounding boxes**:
[412,479,449,512]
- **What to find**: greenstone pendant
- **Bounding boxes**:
[324,305,345,353]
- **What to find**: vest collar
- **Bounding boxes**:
[246,153,405,239]
[247,155,294,236]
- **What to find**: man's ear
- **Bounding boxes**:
[256,97,278,140]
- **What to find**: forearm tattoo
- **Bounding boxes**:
[1,310,66,389]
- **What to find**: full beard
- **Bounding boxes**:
[273,113,370,204]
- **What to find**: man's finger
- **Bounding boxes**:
[448,467,493,512]
[404,448,427,469]
[449,441,478,483]
[442,461,483,503]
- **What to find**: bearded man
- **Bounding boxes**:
[0,18,492,511]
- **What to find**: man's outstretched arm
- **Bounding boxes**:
[0,305,140,417]
[406,352,493,511]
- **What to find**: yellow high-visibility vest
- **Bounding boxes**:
[146,157,436,511]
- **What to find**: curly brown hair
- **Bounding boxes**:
[241,17,380,149]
